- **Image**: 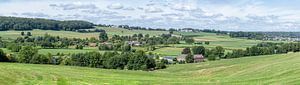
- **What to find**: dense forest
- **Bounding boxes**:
[0,16,94,31]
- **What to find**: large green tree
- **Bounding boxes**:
[99,32,108,42]
[17,46,38,63]
[192,46,206,55]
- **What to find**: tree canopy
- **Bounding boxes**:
[0,16,94,31]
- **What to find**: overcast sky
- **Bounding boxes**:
[0,0,300,31]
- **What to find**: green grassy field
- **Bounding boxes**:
[149,32,284,56]
[0,28,285,56]
[0,27,168,40]
[0,52,299,85]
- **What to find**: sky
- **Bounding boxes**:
[0,0,300,31]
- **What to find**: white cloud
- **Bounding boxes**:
[49,3,97,10]
[107,3,123,10]
[171,3,198,11]
[1,0,300,31]
[145,6,163,13]
[21,12,49,18]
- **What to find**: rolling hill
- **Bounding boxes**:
[0,52,299,85]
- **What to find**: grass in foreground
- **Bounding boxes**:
[0,53,300,85]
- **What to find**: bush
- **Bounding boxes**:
[0,49,9,62]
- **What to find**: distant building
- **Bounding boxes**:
[162,56,175,64]
[194,54,205,62]
[176,54,188,62]
[88,43,97,47]
[180,28,194,32]
[127,41,142,46]
[176,54,205,63]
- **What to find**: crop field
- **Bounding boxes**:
[0,52,299,85]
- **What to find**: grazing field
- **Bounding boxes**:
[1,52,299,85]
[175,32,284,49]
[38,47,103,55]
[0,28,285,56]
[0,27,168,40]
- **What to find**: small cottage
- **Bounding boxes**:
[176,54,188,62]
[88,43,97,47]
[194,54,205,62]
[162,56,175,64]
[127,41,141,46]
[176,54,205,63]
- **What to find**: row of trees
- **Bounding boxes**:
[0,45,166,71]
[229,32,265,40]
[6,33,96,49]
[0,16,94,31]
[225,42,300,59]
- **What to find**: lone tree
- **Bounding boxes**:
[21,32,25,36]
[99,32,108,42]
[205,41,210,45]
[214,46,225,58]
[185,38,195,44]
[26,32,32,36]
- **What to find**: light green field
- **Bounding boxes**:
[0,28,284,56]
[0,53,299,85]
[174,32,284,50]
[38,47,101,55]
[150,32,282,56]
[0,27,168,40]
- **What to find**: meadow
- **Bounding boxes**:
[0,27,284,56]
[0,52,299,85]
[0,27,168,40]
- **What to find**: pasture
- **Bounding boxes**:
[0,52,299,85]
[0,27,168,40]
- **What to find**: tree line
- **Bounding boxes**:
[0,46,166,71]
[0,16,94,31]
[225,42,300,59]
[229,32,265,40]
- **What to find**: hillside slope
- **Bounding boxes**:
[0,53,299,85]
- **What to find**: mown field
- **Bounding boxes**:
[0,52,299,85]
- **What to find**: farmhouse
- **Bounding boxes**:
[194,54,205,62]
[127,41,141,46]
[176,54,188,62]
[162,56,175,64]
[88,43,97,47]
[176,54,205,63]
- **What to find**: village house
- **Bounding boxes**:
[127,41,142,46]
[176,54,188,62]
[88,43,97,47]
[194,54,205,63]
[162,56,175,64]
[176,54,205,63]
